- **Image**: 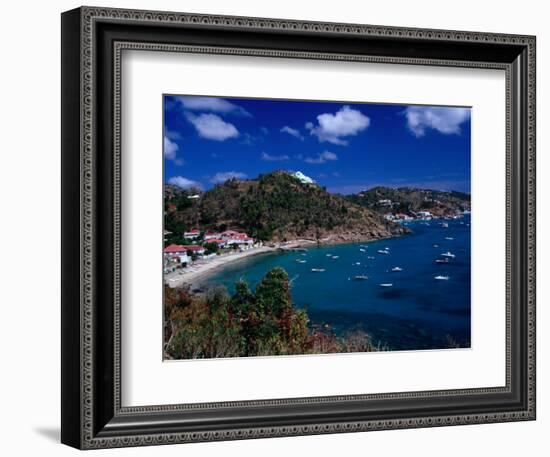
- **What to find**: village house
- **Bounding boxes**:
[220,230,254,247]
[396,213,414,221]
[416,211,433,220]
[203,232,222,241]
[205,238,227,248]
[184,229,200,240]
[163,244,190,271]
[182,245,206,256]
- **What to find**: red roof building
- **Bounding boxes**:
[163,244,187,253]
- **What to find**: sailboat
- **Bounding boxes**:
[441,251,456,258]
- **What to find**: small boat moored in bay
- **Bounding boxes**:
[391,267,403,272]
[311,268,325,272]
[354,275,369,280]
[434,275,450,281]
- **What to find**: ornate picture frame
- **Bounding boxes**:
[61,6,536,449]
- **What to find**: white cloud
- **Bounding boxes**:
[164,137,184,166]
[210,171,248,184]
[165,129,182,140]
[176,96,250,116]
[280,126,304,141]
[261,151,289,162]
[303,150,338,164]
[306,106,370,145]
[167,176,202,189]
[164,137,178,159]
[405,106,471,137]
[185,113,239,141]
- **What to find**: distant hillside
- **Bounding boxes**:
[164,171,407,244]
[346,186,470,217]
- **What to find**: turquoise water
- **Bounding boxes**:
[204,216,471,350]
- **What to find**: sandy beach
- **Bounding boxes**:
[165,246,276,289]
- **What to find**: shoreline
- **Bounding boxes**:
[165,246,276,290]
[166,232,407,291]
[279,231,407,250]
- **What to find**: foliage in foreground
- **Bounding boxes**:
[164,267,378,359]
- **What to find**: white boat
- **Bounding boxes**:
[442,222,449,228]
[441,251,456,258]
[435,258,449,264]
[444,237,454,241]
[379,283,393,287]
[311,268,325,272]
[332,256,339,259]
[434,275,450,280]
[295,259,307,264]
[359,248,366,252]
[326,254,333,257]
[377,249,390,255]
[354,275,369,280]
[367,256,375,259]
[391,267,403,272]
[433,244,439,248]
[355,262,361,265]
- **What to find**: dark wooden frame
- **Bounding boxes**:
[61,6,536,449]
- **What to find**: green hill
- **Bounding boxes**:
[346,186,470,217]
[164,171,407,244]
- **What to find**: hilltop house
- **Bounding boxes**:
[292,171,315,185]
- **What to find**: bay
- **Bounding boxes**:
[204,216,471,351]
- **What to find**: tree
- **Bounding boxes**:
[203,242,219,255]
[255,267,291,317]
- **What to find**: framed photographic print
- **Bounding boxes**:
[61,6,536,449]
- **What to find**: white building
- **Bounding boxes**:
[163,244,190,265]
[416,211,433,220]
[184,230,200,239]
[292,171,315,185]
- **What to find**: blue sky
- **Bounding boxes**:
[164,95,471,194]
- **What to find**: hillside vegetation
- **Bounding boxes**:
[164,267,379,359]
[165,171,406,243]
[346,186,470,217]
